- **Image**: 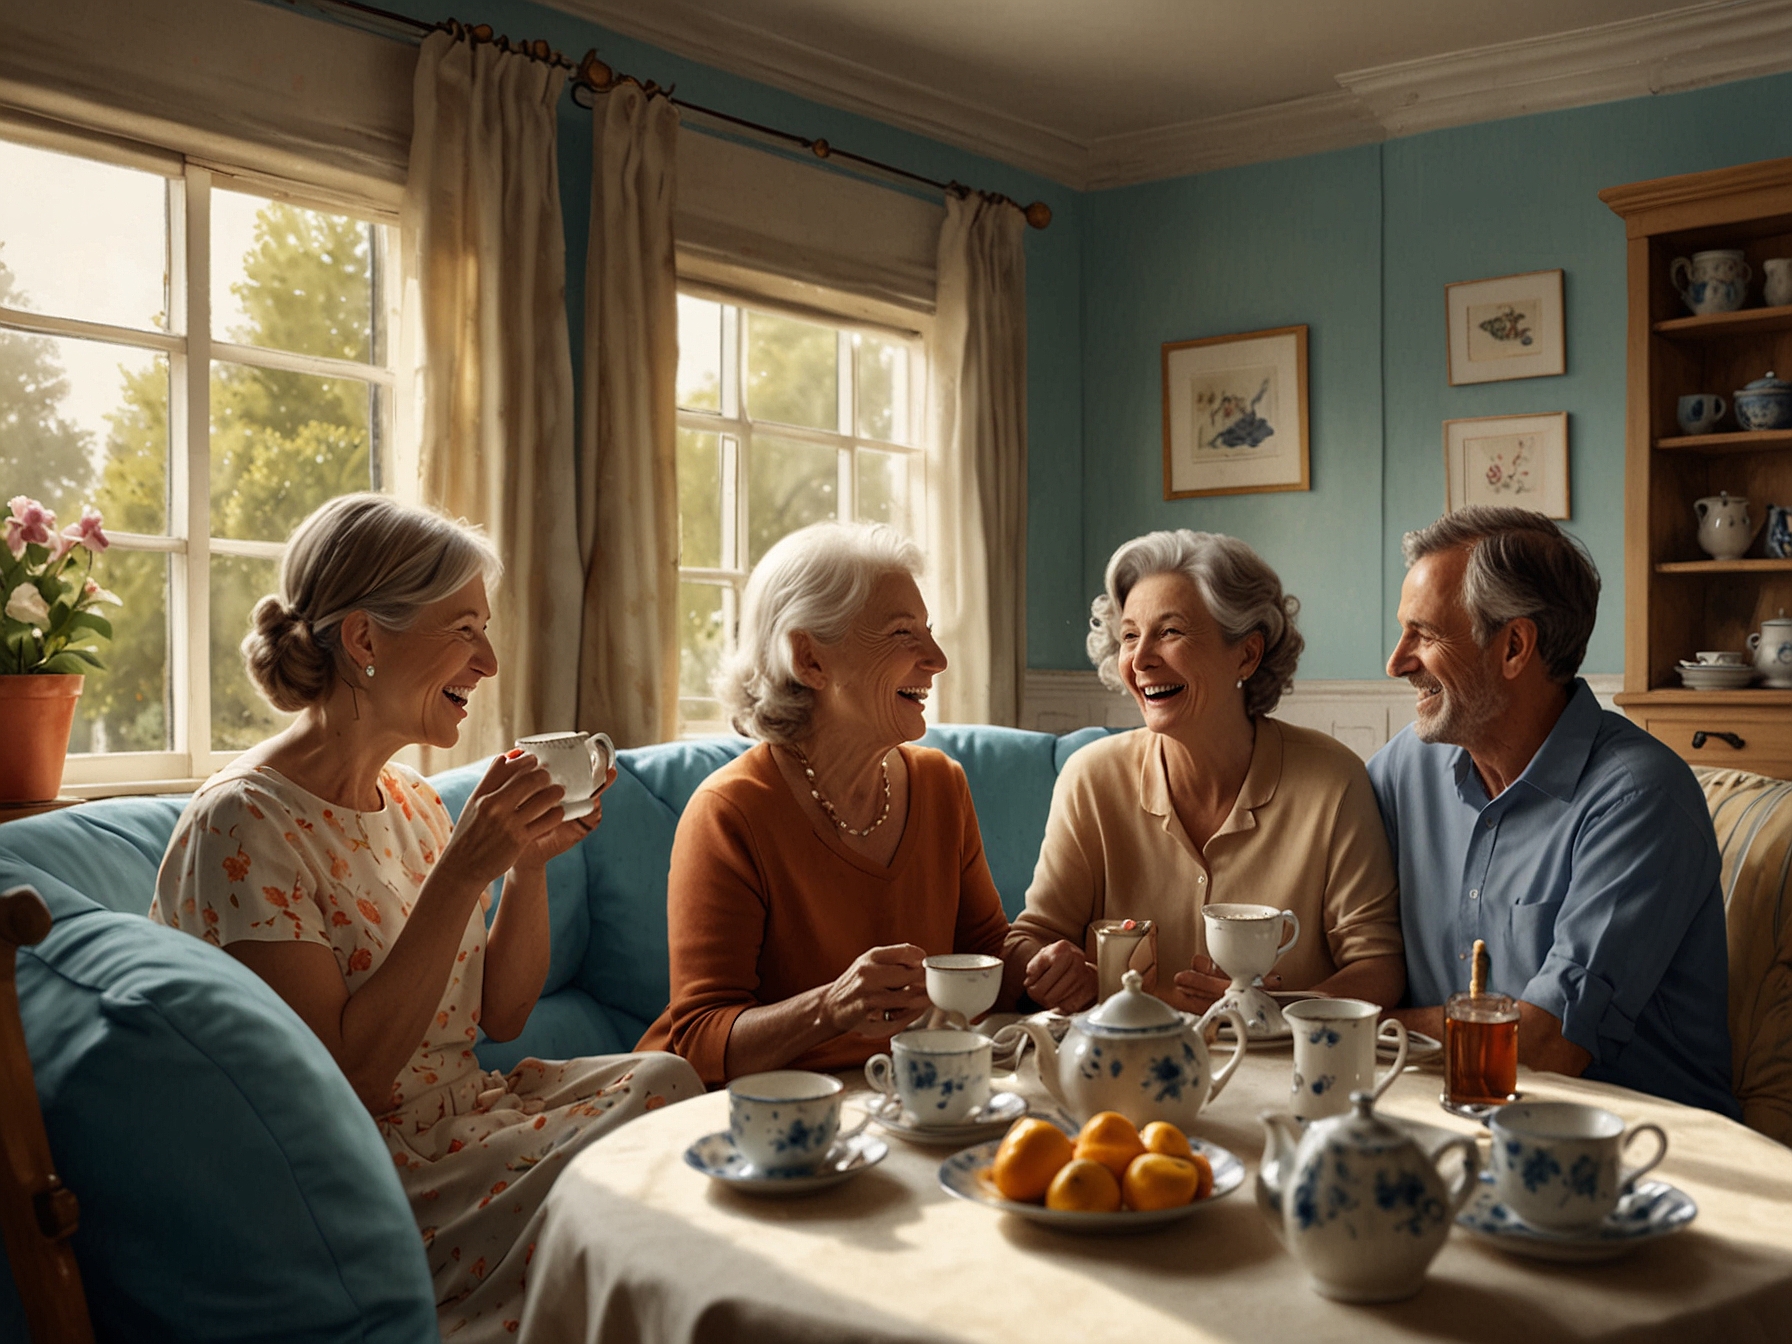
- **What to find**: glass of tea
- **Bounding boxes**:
[1444,990,1519,1112]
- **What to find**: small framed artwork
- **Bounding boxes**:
[1161,324,1309,499]
[1445,269,1565,385]
[1444,412,1570,518]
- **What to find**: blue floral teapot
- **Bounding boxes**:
[1258,1091,1480,1302]
[994,970,1246,1130]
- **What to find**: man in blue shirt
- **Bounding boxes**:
[1367,507,1737,1118]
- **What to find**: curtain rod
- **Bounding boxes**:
[281,0,1052,230]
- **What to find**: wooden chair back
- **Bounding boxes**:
[0,886,93,1344]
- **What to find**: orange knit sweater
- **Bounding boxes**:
[637,743,1012,1085]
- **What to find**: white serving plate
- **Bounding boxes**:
[937,1136,1244,1234]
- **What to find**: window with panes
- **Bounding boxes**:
[0,129,395,788]
[673,290,925,736]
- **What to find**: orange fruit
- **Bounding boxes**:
[1074,1110,1145,1181]
[1139,1121,1194,1161]
[1189,1151,1214,1201]
[990,1118,1075,1203]
[1045,1158,1122,1213]
[1122,1153,1200,1210]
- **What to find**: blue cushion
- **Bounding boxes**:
[473,985,646,1072]
[0,796,190,917]
[0,900,436,1344]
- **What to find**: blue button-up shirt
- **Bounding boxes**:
[1367,679,1738,1118]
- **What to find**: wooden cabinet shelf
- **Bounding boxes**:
[1656,430,1792,453]
[1605,155,1792,778]
[1655,558,1792,573]
[1654,305,1792,339]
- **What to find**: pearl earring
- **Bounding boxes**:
[365,664,375,678]
[1235,679,1244,688]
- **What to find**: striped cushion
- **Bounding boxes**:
[1698,766,1792,1147]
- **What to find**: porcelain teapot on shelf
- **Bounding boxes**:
[991,970,1247,1131]
[1258,1091,1480,1303]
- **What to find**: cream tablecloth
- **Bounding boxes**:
[516,1049,1792,1344]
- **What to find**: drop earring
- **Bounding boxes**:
[1235,678,1244,689]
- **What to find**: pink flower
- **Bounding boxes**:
[5,584,49,628]
[59,507,109,554]
[83,577,122,607]
[4,497,55,560]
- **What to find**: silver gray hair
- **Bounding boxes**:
[1086,530,1303,718]
[1401,507,1600,684]
[719,521,925,743]
[242,493,501,713]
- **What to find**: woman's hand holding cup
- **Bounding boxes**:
[1023,939,1097,1013]
[441,751,568,888]
[823,944,928,1038]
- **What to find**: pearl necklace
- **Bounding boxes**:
[789,746,892,838]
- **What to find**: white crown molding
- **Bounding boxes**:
[538,0,1091,187]
[1082,90,1384,190]
[545,0,1792,191]
[1337,0,1792,139]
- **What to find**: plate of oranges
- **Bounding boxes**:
[937,1111,1243,1233]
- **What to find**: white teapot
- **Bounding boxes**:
[1750,611,1792,688]
[1695,492,1756,560]
[1258,1092,1479,1303]
[993,970,1246,1131]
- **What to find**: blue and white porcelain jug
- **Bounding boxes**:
[995,970,1246,1131]
[1258,1092,1479,1302]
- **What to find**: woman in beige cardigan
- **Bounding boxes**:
[1005,529,1405,1016]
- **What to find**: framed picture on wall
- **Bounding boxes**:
[1444,412,1570,518]
[1445,269,1565,385]
[1161,324,1309,499]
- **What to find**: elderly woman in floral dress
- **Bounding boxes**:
[149,493,699,1341]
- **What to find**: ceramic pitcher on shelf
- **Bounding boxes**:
[1671,249,1751,315]
[1696,492,1755,560]
[1750,612,1792,688]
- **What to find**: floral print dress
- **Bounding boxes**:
[150,762,701,1341]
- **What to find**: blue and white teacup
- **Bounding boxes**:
[1488,1102,1667,1232]
[727,1070,866,1173]
[1284,998,1406,1125]
[864,1029,991,1127]
[1676,393,1727,436]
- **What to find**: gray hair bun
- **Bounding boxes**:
[242,595,333,713]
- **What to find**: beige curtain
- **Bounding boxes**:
[928,192,1028,726]
[576,84,681,748]
[401,29,578,769]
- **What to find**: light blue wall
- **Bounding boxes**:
[367,0,1085,670]
[1080,147,1385,679]
[1082,71,1792,678]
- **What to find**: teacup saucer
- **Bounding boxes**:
[683,1130,888,1196]
[867,1090,1028,1144]
[1457,1173,1697,1261]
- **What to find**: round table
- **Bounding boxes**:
[516,1042,1792,1344]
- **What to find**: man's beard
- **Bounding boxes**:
[1410,666,1503,746]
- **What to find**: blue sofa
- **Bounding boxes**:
[0,724,1108,1342]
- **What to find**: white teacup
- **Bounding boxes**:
[727,1070,866,1172]
[514,731,616,820]
[864,1029,992,1127]
[1284,998,1407,1125]
[923,953,1002,1022]
[1488,1102,1667,1233]
[1203,903,1301,986]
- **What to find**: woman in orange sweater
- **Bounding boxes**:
[638,522,1020,1085]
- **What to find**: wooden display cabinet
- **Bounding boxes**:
[1602,158,1792,778]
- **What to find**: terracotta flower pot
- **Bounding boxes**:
[0,674,84,804]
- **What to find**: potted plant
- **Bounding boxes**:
[1,496,119,804]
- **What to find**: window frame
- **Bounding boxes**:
[672,263,932,738]
[0,118,400,793]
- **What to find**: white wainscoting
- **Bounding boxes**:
[1018,669,1623,762]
